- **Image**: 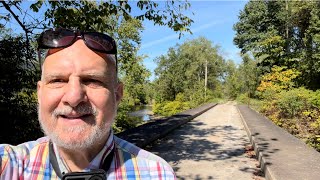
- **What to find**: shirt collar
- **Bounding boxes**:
[52,131,115,173]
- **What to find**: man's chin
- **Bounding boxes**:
[47,128,108,150]
[39,118,110,150]
[51,135,94,150]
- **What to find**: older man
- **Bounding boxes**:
[0,28,175,179]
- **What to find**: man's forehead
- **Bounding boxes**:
[42,52,115,71]
[43,70,110,77]
[44,48,116,64]
[40,40,117,79]
[42,62,115,78]
[41,39,116,66]
[41,58,115,80]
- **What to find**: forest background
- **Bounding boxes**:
[1,0,320,152]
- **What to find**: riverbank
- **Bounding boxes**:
[128,105,165,121]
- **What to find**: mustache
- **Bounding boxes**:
[52,104,98,118]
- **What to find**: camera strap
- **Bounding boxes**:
[49,141,115,179]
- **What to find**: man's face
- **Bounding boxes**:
[37,40,123,150]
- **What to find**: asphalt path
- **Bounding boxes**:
[146,103,265,180]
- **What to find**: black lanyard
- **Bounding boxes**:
[49,142,115,179]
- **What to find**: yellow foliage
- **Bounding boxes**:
[311,117,320,130]
[302,110,312,117]
[269,110,283,126]
[257,66,301,93]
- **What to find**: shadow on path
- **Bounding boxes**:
[146,116,258,179]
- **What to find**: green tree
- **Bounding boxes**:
[153,37,226,113]
[0,35,42,144]
[303,2,320,90]
[234,0,320,89]
[0,0,194,141]
[224,54,258,99]
[223,60,240,99]
[28,1,193,35]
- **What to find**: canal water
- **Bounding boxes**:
[128,105,153,121]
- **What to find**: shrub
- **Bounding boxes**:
[306,135,320,151]
[276,88,312,118]
[309,90,320,108]
[114,101,144,133]
[153,100,190,117]
[237,93,250,104]
[163,101,190,116]
[153,93,191,117]
[257,66,301,93]
[257,86,320,151]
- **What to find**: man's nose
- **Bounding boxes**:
[62,78,87,107]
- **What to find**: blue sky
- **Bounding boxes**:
[1,1,247,81]
[139,1,247,80]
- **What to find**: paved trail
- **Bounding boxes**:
[146,103,264,180]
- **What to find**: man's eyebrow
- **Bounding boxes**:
[42,71,114,81]
[43,73,66,80]
[82,71,112,78]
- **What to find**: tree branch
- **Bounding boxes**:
[1,1,38,70]
[1,1,31,43]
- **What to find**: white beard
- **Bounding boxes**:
[38,104,111,150]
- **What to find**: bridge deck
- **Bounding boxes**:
[146,103,264,180]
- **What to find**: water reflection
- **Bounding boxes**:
[128,105,153,121]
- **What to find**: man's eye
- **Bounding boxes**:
[49,79,66,83]
[46,79,66,88]
[83,79,105,87]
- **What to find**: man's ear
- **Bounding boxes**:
[115,82,124,105]
[37,81,42,104]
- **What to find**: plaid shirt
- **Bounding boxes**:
[0,133,175,180]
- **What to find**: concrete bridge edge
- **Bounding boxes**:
[237,104,320,180]
[236,105,275,180]
[117,103,218,148]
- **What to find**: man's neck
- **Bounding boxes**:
[57,147,97,171]
[56,137,109,172]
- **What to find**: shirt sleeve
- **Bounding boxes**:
[0,144,25,180]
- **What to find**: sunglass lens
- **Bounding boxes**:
[84,33,115,53]
[41,29,75,48]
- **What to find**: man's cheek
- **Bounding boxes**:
[44,90,63,105]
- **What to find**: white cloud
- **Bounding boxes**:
[141,33,179,50]
[191,21,222,33]
[141,20,224,50]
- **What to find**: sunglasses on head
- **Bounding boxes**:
[37,28,118,72]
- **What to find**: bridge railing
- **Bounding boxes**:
[237,105,320,180]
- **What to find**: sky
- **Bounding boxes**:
[1,1,248,81]
[138,1,248,80]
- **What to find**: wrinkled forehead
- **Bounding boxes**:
[40,47,117,81]
[41,48,117,68]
